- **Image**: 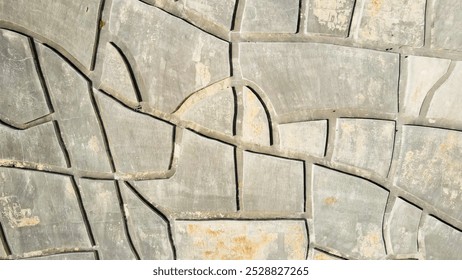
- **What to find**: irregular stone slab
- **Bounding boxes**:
[108,0,229,113]
[353,0,426,46]
[0,29,49,124]
[0,123,67,167]
[332,119,395,177]
[79,180,136,260]
[387,198,421,255]
[427,62,462,123]
[313,166,388,259]
[180,87,234,135]
[242,87,271,146]
[135,130,236,212]
[37,45,112,173]
[402,56,451,117]
[279,120,327,157]
[181,0,236,30]
[119,183,173,260]
[95,91,174,174]
[241,0,299,33]
[242,152,304,212]
[175,220,307,260]
[395,126,462,221]
[312,249,343,260]
[0,0,101,69]
[306,0,355,37]
[30,252,96,260]
[240,43,399,115]
[0,168,90,255]
[422,216,462,260]
[430,0,462,51]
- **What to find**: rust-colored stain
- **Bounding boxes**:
[324,196,338,205]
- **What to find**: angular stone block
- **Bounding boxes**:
[279,120,327,157]
[242,87,271,146]
[174,220,307,259]
[241,0,299,33]
[387,198,421,255]
[422,216,462,260]
[306,0,355,37]
[242,152,304,212]
[313,166,388,259]
[240,43,399,115]
[181,0,236,30]
[430,0,462,51]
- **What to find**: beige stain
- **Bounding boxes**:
[0,196,40,228]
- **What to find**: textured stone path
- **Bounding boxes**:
[0,0,461,260]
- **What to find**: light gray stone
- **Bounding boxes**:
[353,0,426,47]
[182,0,236,30]
[279,120,327,157]
[135,130,236,212]
[119,183,173,260]
[402,56,451,117]
[79,179,136,260]
[332,119,395,177]
[422,216,462,260]
[241,0,299,33]
[387,198,421,255]
[108,0,229,113]
[242,152,304,212]
[240,43,399,116]
[0,168,90,255]
[174,220,307,260]
[95,91,174,174]
[306,0,355,37]
[430,0,462,51]
[313,166,388,259]
[0,29,49,124]
[0,0,101,69]
[37,45,112,173]
[0,123,67,167]
[242,87,270,146]
[395,126,462,221]
[30,252,96,260]
[427,62,462,123]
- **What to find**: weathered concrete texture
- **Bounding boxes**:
[0,29,49,124]
[181,0,236,30]
[30,252,96,260]
[427,62,462,123]
[387,198,421,255]
[0,241,6,257]
[353,0,426,47]
[79,180,136,260]
[312,166,388,259]
[402,56,451,117]
[332,119,395,176]
[242,87,271,146]
[0,0,101,69]
[430,0,462,51]
[306,0,355,37]
[243,152,304,212]
[312,249,343,260]
[95,91,174,174]
[422,216,462,260]
[174,220,307,260]
[241,0,299,33]
[395,126,462,221]
[0,123,67,167]
[119,183,173,260]
[279,120,327,157]
[37,45,112,173]
[0,168,90,255]
[108,0,229,113]
[135,130,236,212]
[240,43,399,116]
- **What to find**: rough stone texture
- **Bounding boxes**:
[422,216,462,260]
[430,0,462,51]
[395,126,462,221]
[242,87,271,146]
[313,166,388,259]
[0,29,49,124]
[240,43,399,116]
[181,0,236,30]
[0,168,90,255]
[279,120,327,157]
[306,0,355,37]
[79,180,136,260]
[353,0,426,47]
[312,249,343,260]
[135,130,236,213]
[387,198,421,255]
[30,252,96,260]
[332,119,395,176]
[241,0,299,33]
[174,220,307,259]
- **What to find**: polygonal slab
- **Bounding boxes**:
[312,166,388,259]
[181,0,236,30]
[242,87,271,146]
[422,216,462,260]
[306,0,355,37]
[387,198,421,255]
[241,0,299,33]
[279,120,327,157]
[174,220,307,260]
[430,0,462,51]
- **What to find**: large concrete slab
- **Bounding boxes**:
[422,216,462,260]
[241,0,299,33]
[430,0,462,51]
[306,0,355,37]
[279,120,327,157]
[387,198,421,255]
